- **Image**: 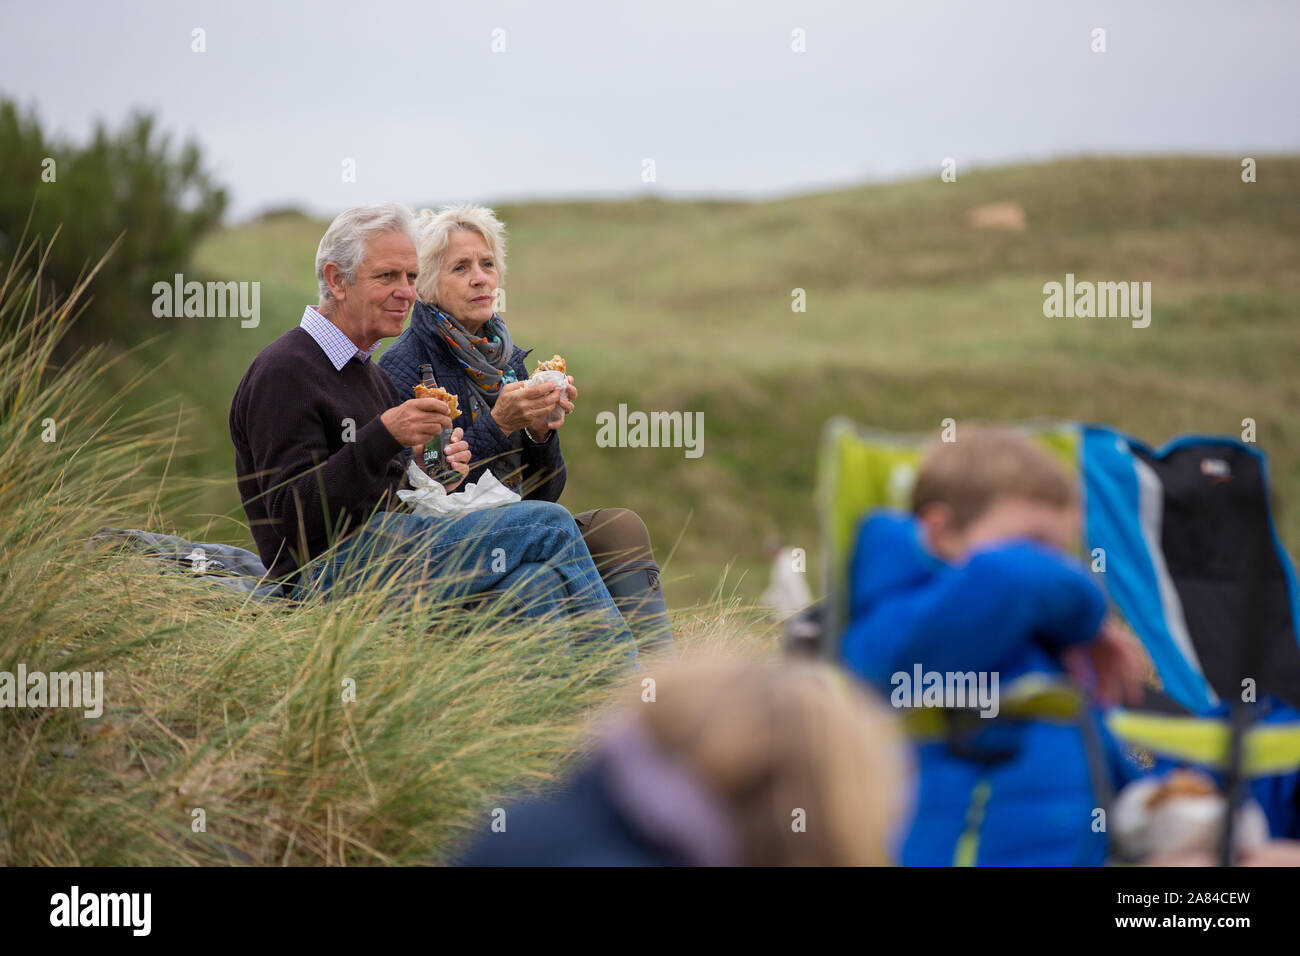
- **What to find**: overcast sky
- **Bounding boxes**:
[2,0,1296,220]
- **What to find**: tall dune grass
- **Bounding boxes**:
[0,238,771,865]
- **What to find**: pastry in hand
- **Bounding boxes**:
[533,354,567,376]
[1111,769,1270,862]
[413,382,460,418]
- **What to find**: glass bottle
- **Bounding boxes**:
[417,364,454,485]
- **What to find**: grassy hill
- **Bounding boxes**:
[6,155,1299,865]
[100,156,1300,604]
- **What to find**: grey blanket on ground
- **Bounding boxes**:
[90,527,287,601]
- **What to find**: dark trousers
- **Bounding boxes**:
[573,508,674,654]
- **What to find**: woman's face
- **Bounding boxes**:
[434,229,499,332]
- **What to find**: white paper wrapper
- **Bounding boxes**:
[531,369,568,423]
[397,461,521,517]
[1110,775,1270,861]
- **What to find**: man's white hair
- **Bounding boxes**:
[315,202,416,303]
[414,204,507,305]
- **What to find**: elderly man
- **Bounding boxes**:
[228,202,635,652]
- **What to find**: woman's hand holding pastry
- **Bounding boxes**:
[525,374,577,434]
[492,379,561,436]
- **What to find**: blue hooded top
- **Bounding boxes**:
[840,511,1139,866]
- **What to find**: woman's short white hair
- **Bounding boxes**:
[315,202,416,303]
[414,204,507,304]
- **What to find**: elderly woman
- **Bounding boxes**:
[379,204,672,653]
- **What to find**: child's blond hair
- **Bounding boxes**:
[910,427,1077,529]
[621,655,908,866]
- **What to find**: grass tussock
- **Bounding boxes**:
[0,237,773,865]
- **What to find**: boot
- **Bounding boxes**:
[602,560,675,656]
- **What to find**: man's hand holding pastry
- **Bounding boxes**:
[381,396,454,448]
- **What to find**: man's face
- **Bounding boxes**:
[333,230,418,348]
[433,229,498,332]
[923,497,1080,561]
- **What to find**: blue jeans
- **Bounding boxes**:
[293,501,637,658]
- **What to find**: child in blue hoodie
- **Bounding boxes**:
[840,428,1149,865]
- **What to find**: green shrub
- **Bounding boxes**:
[0,99,227,344]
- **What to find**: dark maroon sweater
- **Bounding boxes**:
[229,327,407,582]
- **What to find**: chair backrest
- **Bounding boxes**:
[1079,425,1300,715]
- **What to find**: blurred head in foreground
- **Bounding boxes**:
[458,654,911,866]
[912,426,1080,561]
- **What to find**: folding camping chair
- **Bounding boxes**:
[808,416,1300,861]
